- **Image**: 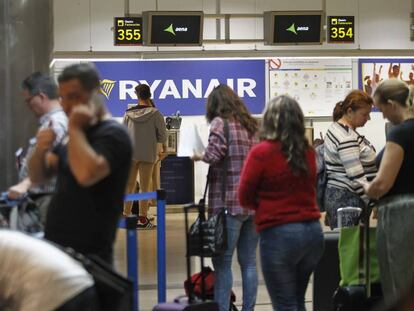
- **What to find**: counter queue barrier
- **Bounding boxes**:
[118,189,167,311]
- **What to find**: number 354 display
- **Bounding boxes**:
[328,16,354,43]
[114,17,143,45]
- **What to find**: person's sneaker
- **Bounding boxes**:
[137,218,156,230]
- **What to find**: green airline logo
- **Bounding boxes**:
[164,24,176,36]
[286,23,298,35]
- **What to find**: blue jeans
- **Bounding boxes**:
[260,221,324,311]
[212,214,259,311]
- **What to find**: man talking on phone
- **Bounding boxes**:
[29,63,132,263]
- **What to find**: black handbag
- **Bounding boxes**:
[188,119,230,258]
[65,248,134,311]
[188,201,227,257]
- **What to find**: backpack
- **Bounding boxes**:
[315,143,327,212]
[184,266,238,311]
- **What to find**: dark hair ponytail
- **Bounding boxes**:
[135,84,151,100]
[333,101,344,122]
[332,90,373,121]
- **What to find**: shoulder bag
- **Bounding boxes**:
[188,119,230,257]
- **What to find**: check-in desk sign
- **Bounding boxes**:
[328,16,355,43]
[114,17,143,45]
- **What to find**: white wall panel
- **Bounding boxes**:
[90,0,124,51]
[200,0,216,14]
[221,0,256,13]
[203,18,219,39]
[154,0,204,11]
[129,0,156,12]
[255,0,323,11]
[54,0,90,51]
[229,18,258,39]
[359,0,414,49]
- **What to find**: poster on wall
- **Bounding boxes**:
[268,58,352,116]
[94,59,265,117]
[358,59,414,96]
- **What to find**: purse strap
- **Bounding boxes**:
[201,118,230,205]
[221,119,230,203]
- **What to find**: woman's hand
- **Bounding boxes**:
[191,151,203,161]
[158,152,168,161]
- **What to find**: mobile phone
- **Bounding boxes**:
[88,91,105,125]
[88,91,103,110]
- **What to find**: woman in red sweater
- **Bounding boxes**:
[238,95,323,311]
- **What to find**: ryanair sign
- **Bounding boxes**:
[93,60,265,117]
[100,79,116,99]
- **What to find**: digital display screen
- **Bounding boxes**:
[328,16,355,43]
[273,14,322,44]
[114,17,143,46]
[147,13,202,45]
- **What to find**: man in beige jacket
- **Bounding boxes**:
[123,84,167,229]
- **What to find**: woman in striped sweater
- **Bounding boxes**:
[324,90,377,229]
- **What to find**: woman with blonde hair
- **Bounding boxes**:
[238,95,323,311]
[363,79,414,302]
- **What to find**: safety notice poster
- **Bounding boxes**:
[268,58,352,117]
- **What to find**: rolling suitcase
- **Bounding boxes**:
[333,206,383,310]
[153,203,219,311]
[313,230,341,311]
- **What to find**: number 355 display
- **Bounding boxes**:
[328,16,354,43]
[114,17,143,45]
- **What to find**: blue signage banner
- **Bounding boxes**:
[94,59,266,117]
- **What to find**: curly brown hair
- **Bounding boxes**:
[261,95,310,175]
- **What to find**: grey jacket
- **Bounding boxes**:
[123,106,167,163]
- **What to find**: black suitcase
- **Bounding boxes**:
[333,283,382,310]
[313,230,341,311]
[153,203,219,311]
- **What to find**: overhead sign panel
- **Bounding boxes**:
[143,11,203,46]
[114,17,143,45]
[94,59,265,117]
[264,11,323,45]
[328,16,355,43]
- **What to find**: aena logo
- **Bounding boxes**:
[286,23,309,35]
[100,78,257,100]
[164,23,188,36]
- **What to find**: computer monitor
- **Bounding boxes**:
[142,11,203,46]
[264,11,324,45]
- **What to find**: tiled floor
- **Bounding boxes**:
[113,208,323,311]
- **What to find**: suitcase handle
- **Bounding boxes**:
[173,295,188,303]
